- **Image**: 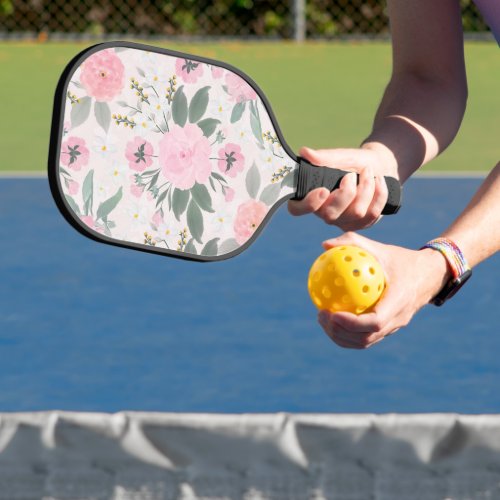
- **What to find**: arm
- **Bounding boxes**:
[318,162,500,349]
[289,0,468,227]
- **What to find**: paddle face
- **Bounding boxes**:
[49,41,297,261]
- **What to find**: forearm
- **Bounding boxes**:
[362,73,467,183]
[441,162,500,267]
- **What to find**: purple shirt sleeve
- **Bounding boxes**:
[473,0,500,45]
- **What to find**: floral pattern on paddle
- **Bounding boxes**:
[59,46,296,257]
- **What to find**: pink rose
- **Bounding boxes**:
[233,200,268,245]
[125,137,154,171]
[80,49,125,102]
[211,66,224,79]
[129,175,144,198]
[67,179,79,195]
[224,187,235,202]
[225,72,257,103]
[175,58,204,84]
[60,137,90,171]
[218,143,245,178]
[158,124,211,190]
[80,215,104,233]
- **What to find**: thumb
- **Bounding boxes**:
[299,147,365,170]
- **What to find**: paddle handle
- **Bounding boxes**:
[293,157,402,215]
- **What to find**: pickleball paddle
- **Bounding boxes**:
[48,41,401,261]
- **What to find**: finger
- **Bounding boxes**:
[315,172,357,224]
[363,174,389,224]
[322,231,369,251]
[343,165,376,221]
[319,311,371,348]
[299,146,368,170]
[288,188,330,216]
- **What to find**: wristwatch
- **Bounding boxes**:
[421,238,472,306]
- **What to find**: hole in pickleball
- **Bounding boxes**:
[344,256,352,262]
[333,303,341,311]
[352,269,360,277]
[378,284,382,291]
[334,277,344,286]
[327,264,335,272]
[313,294,322,307]
[362,285,369,293]
[356,306,366,314]
[313,271,321,282]
[369,267,375,275]
[342,295,351,304]
[322,286,332,299]
[359,252,366,257]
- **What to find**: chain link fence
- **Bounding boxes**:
[0,0,491,40]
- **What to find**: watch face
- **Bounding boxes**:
[432,269,472,306]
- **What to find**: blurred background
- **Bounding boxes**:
[0,0,492,40]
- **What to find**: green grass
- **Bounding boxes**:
[0,41,497,172]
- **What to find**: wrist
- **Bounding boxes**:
[361,141,399,178]
[417,248,453,303]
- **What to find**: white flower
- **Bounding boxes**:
[107,159,129,185]
[211,207,234,233]
[92,134,117,159]
[127,201,149,227]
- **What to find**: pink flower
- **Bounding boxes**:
[80,49,125,102]
[60,137,90,171]
[233,200,268,245]
[158,124,211,190]
[151,210,163,228]
[67,179,79,195]
[218,143,245,178]
[224,187,235,202]
[125,137,154,171]
[80,215,104,233]
[211,66,224,79]
[225,72,257,102]
[129,175,144,198]
[175,58,204,84]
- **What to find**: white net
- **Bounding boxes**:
[0,412,500,499]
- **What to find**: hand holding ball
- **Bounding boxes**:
[308,245,385,314]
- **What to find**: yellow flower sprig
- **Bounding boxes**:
[143,232,157,246]
[112,113,136,129]
[67,91,80,105]
[263,131,281,146]
[166,75,177,104]
[130,77,150,104]
[271,165,293,183]
[177,228,188,251]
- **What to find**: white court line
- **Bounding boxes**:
[0,170,489,179]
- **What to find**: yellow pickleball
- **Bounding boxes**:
[308,245,385,315]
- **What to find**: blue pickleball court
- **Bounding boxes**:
[0,175,498,413]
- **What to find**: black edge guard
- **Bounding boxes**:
[292,157,402,215]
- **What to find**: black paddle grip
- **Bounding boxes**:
[293,157,402,215]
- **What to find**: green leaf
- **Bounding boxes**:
[96,187,123,221]
[137,67,145,77]
[187,199,204,244]
[201,238,219,257]
[59,167,70,176]
[148,171,160,189]
[116,100,128,107]
[249,101,263,145]
[184,238,197,255]
[114,47,128,53]
[230,101,246,123]
[172,85,188,127]
[156,189,168,208]
[172,188,190,221]
[219,238,239,254]
[259,183,281,206]
[281,170,296,188]
[94,101,111,133]
[64,194,80,215]
[197,118,220,138]
[191,183,214,213]
[245,162,261,199]
[82,169,94,215]
[188,86,210,123]
[211,172,227,183]
[70,96,92,129]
